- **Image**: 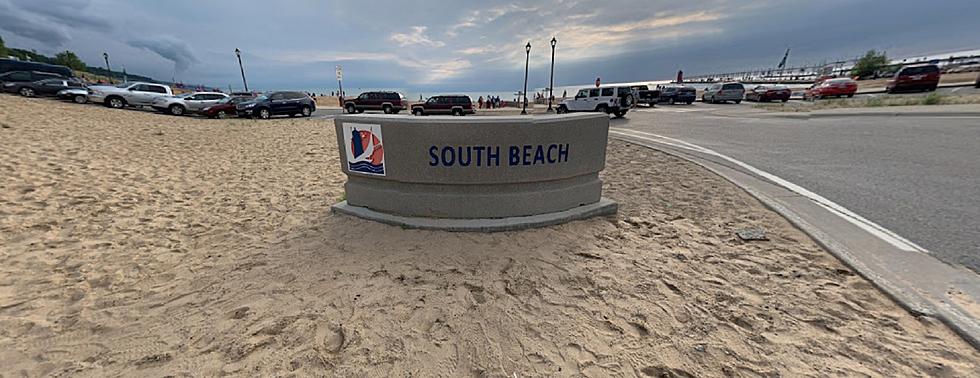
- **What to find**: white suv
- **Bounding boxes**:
[152,92,229,116]
[557,86,635,117]
[88,82,173,109]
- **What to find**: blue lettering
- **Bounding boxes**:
[522,145,532,166]
[488,146,500,166]
[429,146,439,166]
[441,146,455,166]
[458,146,471,166]
[474,146,485,166]
[547,144,557,163]
[533,145,545,165]
[509,146,520,166]
[558,144,569,162]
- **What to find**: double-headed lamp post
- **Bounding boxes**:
[521,42,531,115]
[547,37,557,112]
[235,48,249,92]
[102,52,111,84]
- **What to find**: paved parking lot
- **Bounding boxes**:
[617,102,980,272]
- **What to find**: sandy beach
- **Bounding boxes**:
[1,95,977,376]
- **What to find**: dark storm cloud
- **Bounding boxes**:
[0,0,110,46]
[127,36,200,72]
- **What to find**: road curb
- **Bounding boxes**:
[757,111,980,119]
[611,133,980,349]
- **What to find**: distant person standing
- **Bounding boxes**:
[478,96,484,109]
[562,90,567,99]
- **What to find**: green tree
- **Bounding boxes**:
[55,50,86,70]
[0,35,8,58]
[851,50,889,78]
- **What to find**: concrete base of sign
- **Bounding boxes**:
[331,198,618,232]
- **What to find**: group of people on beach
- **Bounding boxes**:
[477,96,501,109]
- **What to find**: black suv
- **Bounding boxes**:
[344,91,406,114]
[411,95,475,116]
[658,86,696,104]
[1,71,66,94]
[236,91,316,119]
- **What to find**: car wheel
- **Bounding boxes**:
[614,110,627,118]
[345,104,357,114]
[668,98,675,105]
[596,105,609,114]
[412,108,423,116]
[169,104,185,116]
[847,94,854,98]
[73,94,87,104]
[257,108,271,119]
[106,96,126,109]
[452,108,463,116]
[734,100,741,104]
[557,105,568,114]
[301,106,312,117]
[382,105,393,114]
[216,110,228,119]
[19,87,35,97]
[782,99,788,103]
[621,94,635,108]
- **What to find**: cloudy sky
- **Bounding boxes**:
[2,0,979,93]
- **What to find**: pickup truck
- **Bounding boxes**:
[630,85,660,106]
[88,82,174,109]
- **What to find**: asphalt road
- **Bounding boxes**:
[619,103,980,272]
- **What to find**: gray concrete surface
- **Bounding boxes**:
[611,131,980,348]
[333,113,616,222]
[332,198,618,232]
[622,103,980,272]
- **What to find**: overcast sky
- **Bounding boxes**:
[2,0,979,93]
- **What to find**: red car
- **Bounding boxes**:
[804,78,857,100]
[411,95,475,116]
[886,64,940,93]
[200,95,254,118]
[745,85,791,102]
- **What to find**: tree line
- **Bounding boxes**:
[1,35,157,83]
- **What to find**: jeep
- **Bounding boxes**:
[556,86,635,117]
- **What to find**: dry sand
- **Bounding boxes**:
[1,95,977,377]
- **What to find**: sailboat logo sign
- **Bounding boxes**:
[343,123,385,176]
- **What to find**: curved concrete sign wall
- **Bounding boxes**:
[332,113,617,231]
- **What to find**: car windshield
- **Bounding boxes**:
[253,95,268,101]
[176,93,194,98]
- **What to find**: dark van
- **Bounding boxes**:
[886,64,940,93]
[0,59,73,78]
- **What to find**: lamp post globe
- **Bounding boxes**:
[521,42,531,115]
[547,37,557,113]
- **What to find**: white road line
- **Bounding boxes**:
[610,127,929,253]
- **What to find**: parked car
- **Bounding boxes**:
[702,82,745,103]
[151,92,229,116]
[0,71,66,95]
[746,84,792,102]
[344,91,406,114]
[411,95,475,116]
[658,86,697,104]
[630,85,660,106]
[885,64,940,93]
[556,86,635,117]
[88,82,174,109]
[2,77,85,97]
[0,59,73,78]
[803,78,857,100]
[236,91,316,119]
[200,95,255,119]
[57,88,91,104]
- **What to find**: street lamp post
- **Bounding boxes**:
[521,42,531,115]
[235,48,249,92]
[102,52,111,84]
[547,37,556,113]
